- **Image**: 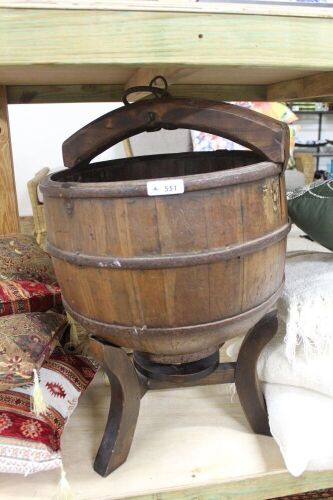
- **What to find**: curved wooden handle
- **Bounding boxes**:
[62,98,290,169]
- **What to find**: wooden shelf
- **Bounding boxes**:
[292,110,333,114]
[1,2,333,254]
[1,371,333,500]
[1,3,333,236]
[0,4,332,495]
[1,4,333,101]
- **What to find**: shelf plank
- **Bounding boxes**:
[1,372,333,499]
[6,83,267,104]
[0,86,19,235]
[2,0,333,20]
[7,84,125,104]
[1,9,333,87]
[124,68,198,102]
[268,72,333,101]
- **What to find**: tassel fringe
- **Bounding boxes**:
[32,369,47,416]
[279,257,333,363]
[66,314,79,347]
[55,464,75,500]
[228,382,237,403]
[102,370,110,386]
[282,291,333,362]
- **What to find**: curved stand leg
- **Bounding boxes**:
[89,337,142,477]
[235,311,278,436]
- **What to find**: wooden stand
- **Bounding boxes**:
[89,311,278,478]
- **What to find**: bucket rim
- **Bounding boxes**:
[40,160,282,199]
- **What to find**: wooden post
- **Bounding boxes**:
[0,86,19,235]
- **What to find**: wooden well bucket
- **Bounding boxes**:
[41,96,290,363]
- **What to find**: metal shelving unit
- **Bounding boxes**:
[293,110,333,171]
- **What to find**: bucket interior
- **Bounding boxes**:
[52,150,266,184]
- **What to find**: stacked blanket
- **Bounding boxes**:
[227,252,333,477]
[279,252,333,362]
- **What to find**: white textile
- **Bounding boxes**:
[279,253,333,361]
[225,252,333,476]
[226,328,333,475]
[264,384,333,477]
[259,324,333,398]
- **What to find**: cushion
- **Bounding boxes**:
[0,234,62,316]
[0,351,97,475]
[288,180,333,251]
[264,384,333,477]
[0,312,66,391]
[226,320,333,477]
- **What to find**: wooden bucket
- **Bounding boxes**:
[40,97,290,362]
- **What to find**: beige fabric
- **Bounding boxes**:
[27,167,50,249]
[294,152,316,185]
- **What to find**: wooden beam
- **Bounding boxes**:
[125,68,198,102]
[1,9,333,75]
[0,86,19,235]
[267,72,333,101]
[170,84,267,101]
[7,84,125,104]
[2,1,333,20]
[125,68,197,90]
[7,84,267,104]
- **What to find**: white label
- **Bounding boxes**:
[147,179,184,196]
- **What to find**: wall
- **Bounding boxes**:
[8,103,333,216]
[8,103,125,216]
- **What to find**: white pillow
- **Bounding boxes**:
[264,383,333,477]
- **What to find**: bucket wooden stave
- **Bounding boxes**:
[41,98,290,359]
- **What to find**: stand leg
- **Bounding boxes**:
[235,311,278,436]
[89,338,142,477]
